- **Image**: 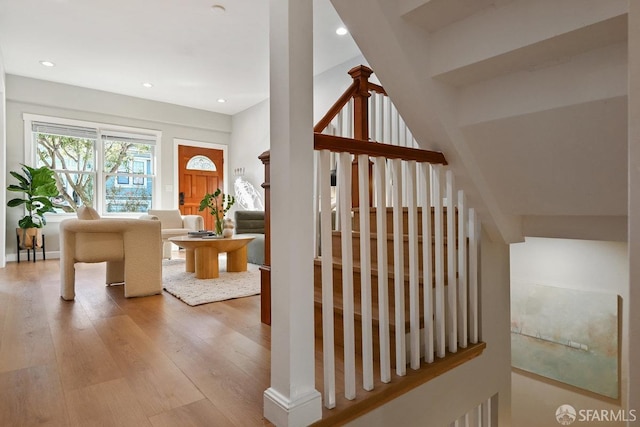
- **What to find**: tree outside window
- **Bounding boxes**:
[31,118,158,214]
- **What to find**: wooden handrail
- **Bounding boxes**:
[314,82,358,133]
[368,82,387,95]
[314,133,448,165]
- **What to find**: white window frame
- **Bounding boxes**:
[23,113,162,219]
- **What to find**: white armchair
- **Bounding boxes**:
[147,209,204,259]
[60,206,163,300]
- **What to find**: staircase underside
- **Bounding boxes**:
[332,0,630,243]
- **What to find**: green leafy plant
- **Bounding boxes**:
[7,164,60,229]
[199,188,235,235]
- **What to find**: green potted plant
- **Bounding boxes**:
[199,188,235,236]
[7,164,60,248]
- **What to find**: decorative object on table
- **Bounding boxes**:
[188,230,215,237]
[222,217,234,238]
[6,164,60,250]
[511,283,619,398]
[198,188,235,236]
[162,257,260,306]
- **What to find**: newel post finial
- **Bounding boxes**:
[348,65,373,141]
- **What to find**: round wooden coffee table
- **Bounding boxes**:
[168,235,255,279]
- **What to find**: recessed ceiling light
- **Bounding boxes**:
[142,82,154,88]
[336,27,348,36]
[217,98,227,103]
[39,60,55,67]
[211,4,226,14]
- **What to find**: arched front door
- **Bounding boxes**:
[178,145,224,231]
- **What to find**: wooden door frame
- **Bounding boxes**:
[172,138,229,209]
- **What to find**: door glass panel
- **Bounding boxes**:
[186,155,216,171]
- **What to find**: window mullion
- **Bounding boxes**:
[96,131,105,214]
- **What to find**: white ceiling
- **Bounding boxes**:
[0,0,362,115]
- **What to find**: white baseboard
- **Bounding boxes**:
[5,251,60,263]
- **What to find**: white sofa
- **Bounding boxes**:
[146,209,204,259]
[59,206,163,300]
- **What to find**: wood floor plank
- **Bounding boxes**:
[0,277,57,373]
[148,399,236,427]
[50,323,124,391]
[93,314,204,416]
[138,318,268,426]
[121,303,269,427]
[0,363,69,426]
[65,378,152,427]
[0,259,273,427]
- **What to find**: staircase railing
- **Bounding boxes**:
[313,133,482,408]
[261,65,485,418]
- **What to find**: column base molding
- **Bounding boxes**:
[264,387,322,427]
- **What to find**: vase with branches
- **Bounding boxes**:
[199,188,235,236]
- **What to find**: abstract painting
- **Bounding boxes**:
[511,283,619,399]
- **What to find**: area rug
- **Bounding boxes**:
[162,257,260,306]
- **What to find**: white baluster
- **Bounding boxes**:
[313,151,319,257]
[420,163,434,363]
[374,157,391,383]
[406,161,420,370]
[392,103,400,146]
[469,208,479,344]
[376,93,384,142]
[385,96,392,143]
[319,150,336,409]
[481,397,492,427]
[457,190,468,348]
[446,170,457,353]
[370,93,377,143]
[347,99,354,139]
[433,165,445,358]
[391,158,406,375]
[338,152,356,399]
[357,154,373,391]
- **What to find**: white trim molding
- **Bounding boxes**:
[264,388,322,427]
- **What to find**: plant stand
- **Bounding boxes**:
[16,233,46,263]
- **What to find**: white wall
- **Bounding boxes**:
[348,229,512,426]
[629,0,640,417]
[229,98,270,215]
[0,51,6,268]
[510,237,629,427]
[4,75,231,260]
[313,54,372,124]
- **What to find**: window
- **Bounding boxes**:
[25,114,161,215]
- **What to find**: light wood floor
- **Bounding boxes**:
[0,255,272,426]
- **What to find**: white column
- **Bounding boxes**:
[628,0,640,417]
[263,1,322,426]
